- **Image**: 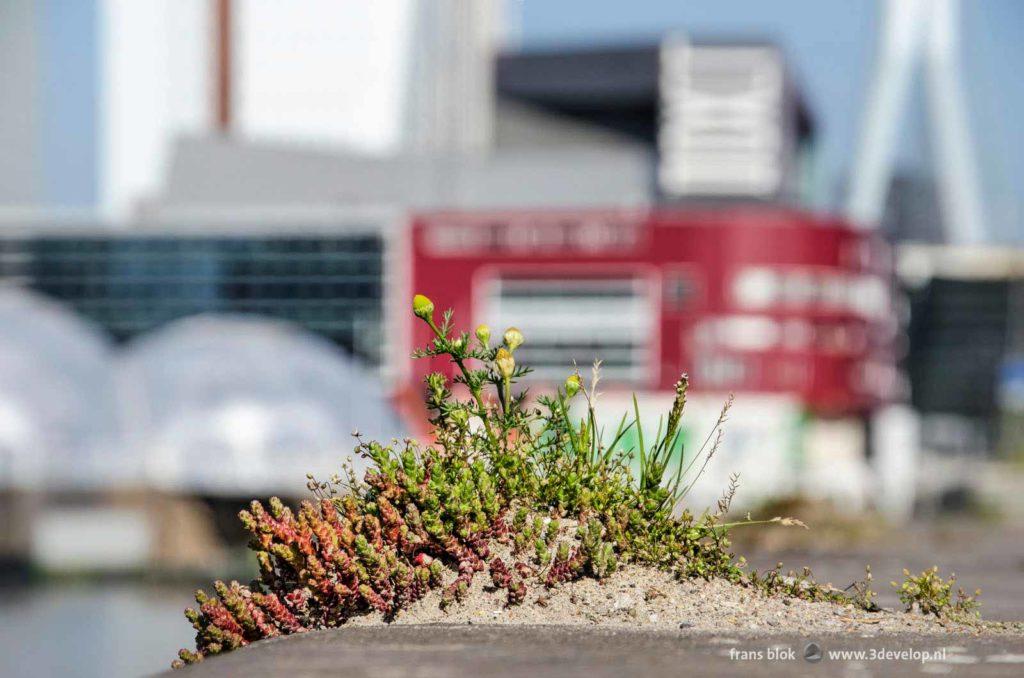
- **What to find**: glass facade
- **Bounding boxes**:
[0,234,386,365]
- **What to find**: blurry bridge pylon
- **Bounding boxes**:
[848,0,985,244]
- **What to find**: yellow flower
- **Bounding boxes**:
[495,347,515,379]
[412,294,434,321]
[503,327,524,352]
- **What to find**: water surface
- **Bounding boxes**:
[0,583,197,678]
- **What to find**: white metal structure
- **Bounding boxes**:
[847,0,985,244]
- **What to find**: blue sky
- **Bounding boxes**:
[516,0,1024,242]
[40,0,98,207]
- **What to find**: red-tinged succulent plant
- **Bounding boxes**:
[172,295,842,667]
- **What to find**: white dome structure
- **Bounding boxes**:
[0,289,118,488]
[118,315,404,495]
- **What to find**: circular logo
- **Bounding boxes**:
[803,642,823,663]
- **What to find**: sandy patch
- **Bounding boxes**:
[348,564,1012,637]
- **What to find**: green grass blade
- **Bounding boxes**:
[632,394,646,488]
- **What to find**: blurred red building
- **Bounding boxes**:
[406,207,899,417]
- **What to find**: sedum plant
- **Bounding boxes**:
[174,295,857,667]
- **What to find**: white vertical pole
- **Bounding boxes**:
[924,0,987,244]
[873,405,921,523]
[846,0,927,228]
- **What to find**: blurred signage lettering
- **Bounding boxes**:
[423,216,640,256]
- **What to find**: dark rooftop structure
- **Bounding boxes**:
[495,41,816,156]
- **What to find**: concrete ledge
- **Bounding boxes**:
[166,624,1024,677]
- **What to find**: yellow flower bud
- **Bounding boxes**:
[564,374,581,398]
[475,324,491,346]
[495,347,515,379]
[412,294,434,321]
[503,327,524,352]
